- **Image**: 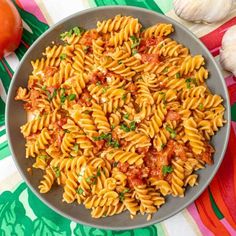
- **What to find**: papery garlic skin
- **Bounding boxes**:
[173,0,233,23]
[222,26,236,48]
[220,26,236,76]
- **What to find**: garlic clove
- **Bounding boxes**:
[220,45,236,76]
[222,25,236,49]
[173,0,233,23]
[220,25,236,76]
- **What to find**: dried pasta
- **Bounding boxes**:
[15,15,226,220]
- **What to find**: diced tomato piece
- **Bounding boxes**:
[174,142,187,161]
[127,82,137,93]
[44,66,58,77]
[118,162,129,173]
[198,143,214,164]
[139,37,163,52]
[136,146,149,155]
[57,117,67,127]
[95,140,105,151]
[141,53,159,63]
[111,131,119,141]
[166,111,181,121]
[129,177,144,188]
[80,91,92,106]
[80,30,99,46]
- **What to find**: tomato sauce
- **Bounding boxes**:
[117,140,189,189]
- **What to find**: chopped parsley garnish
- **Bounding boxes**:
[73,26,85,36]
[76,187,84,195]
[132,49,138,56]
[60,96,66,103]
[96,81,101,86]
[93,133,120,148]
[38,155,48,160]
[113,161,118,167]
[123,113,129,119]
[119,189,130,202]
[159,92,166,104]
[120,123,130,132]
[73,144,79,152]
[83,46,90,53]
[162,165,173,175]
[64,129,70,133]
[111,124,115,130]
[96,168,101,177]
[69,94,76,101]
[175,72,180,78]
[83,110,91,115]
[130,36,140,49]
[60,53,67,60]
[85,168,101,185]
[199,103,204,110]
[120,121,136,132]
[163,67,169,73]
[129,121,136,131]
[122,94,127,101]
[110,140,120,148]
[60,26,85,39]
[42,85,47,91]
[47,89,57,101]
[118,60,123,65]
[102,87,107,94]
[161,144,166,150]
[165,125,176,139]
[53,166,60,178]
[85,177,92,183]
[186,78,192,89]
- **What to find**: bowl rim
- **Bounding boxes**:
[6,5,231,230]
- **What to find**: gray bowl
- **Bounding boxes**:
[6,6,231,230]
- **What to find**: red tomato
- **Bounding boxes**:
[141,53,159,63]
[0,0,22,58]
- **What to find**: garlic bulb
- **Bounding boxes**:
[173,0,233,23]
[220,26,236,76]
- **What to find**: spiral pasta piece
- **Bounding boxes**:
[104,149,144,165]
[109,18,141,47]
[184,117,205,154]
[171,159,185,197]
[26,128,51,158]
[142,23,174,38]
[63,171,78,203]
[38,167,55,193]
[97,15,133,33]
[92,102,111,133]
[149,103,167,138]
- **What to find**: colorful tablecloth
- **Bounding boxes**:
[0,1,236,235]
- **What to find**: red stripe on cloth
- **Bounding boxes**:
[200,17,236,56]
[210,125,236,229]
[195,189,230,235]
[228,83,236,106]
